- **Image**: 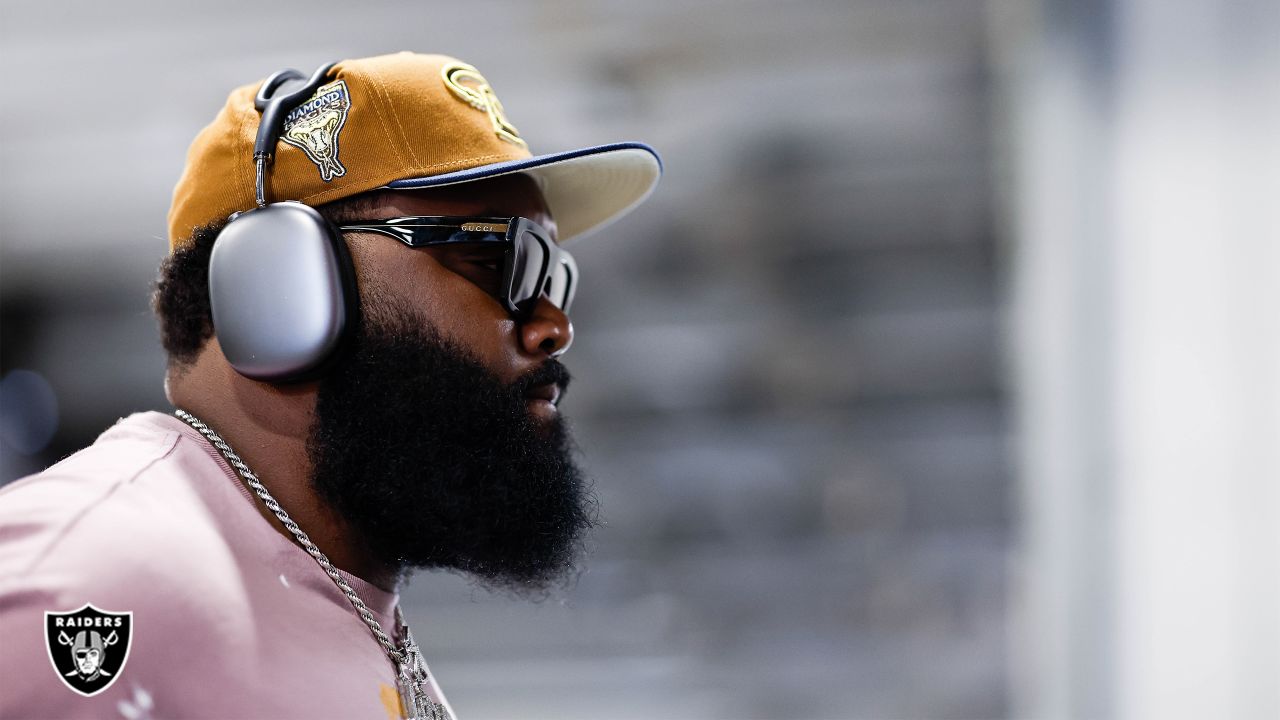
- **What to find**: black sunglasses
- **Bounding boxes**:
[337,216,576,319]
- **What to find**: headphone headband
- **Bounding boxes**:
[251,62,338,207]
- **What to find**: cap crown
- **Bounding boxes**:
[168,52,532,249]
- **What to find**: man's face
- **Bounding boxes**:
[340,175,573,413]
[306,175,595,594]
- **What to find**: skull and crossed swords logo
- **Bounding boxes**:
[45,604,133,696]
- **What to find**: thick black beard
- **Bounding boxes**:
[306,303,596,595]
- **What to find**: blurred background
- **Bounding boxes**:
[1,1,1276,718]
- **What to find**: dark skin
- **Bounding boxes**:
[165,174,573,591]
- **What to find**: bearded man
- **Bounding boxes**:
[0,52,660,719]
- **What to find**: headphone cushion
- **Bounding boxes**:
[209,202,354,381]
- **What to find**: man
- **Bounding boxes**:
[0,52,660,719]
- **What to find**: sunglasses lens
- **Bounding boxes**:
[510,230,548,310]
[547,258,574,312]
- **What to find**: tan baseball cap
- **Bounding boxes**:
[168,51,661,250]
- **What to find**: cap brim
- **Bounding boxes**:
[384,142,661,244]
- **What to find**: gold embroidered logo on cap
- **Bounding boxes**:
[441,62,527,148]
[281,79,352,182]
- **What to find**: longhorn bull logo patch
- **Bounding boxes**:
[45,604,133,696]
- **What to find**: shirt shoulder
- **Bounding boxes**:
[0,412,184,576]
[0,411,253,601]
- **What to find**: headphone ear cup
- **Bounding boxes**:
[208,202,358,382]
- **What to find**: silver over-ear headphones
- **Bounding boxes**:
[207,61,360,383]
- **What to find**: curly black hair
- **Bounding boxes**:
[152,195,386,368]
[152,219,222,367]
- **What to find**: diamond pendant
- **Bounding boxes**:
[396,666,437,720]
[396,623,451,720]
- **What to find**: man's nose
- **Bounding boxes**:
[520,297,574,357]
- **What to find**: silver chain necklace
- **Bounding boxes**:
[174,409,450,720]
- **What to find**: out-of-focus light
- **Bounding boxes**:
[0,369,60,454]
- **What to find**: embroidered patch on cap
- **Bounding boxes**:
[441,62,526,148]
[282,79,352,182]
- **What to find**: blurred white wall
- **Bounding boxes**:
[1003,0,1280,718]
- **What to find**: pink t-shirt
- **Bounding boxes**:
[0,412,454,719]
